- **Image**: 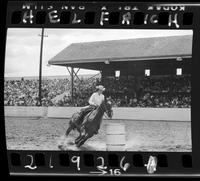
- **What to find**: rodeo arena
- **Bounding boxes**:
[5,35,191,151]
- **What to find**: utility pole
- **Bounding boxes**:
[38,28,48,106]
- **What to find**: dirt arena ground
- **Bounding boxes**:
[5,117,191,151]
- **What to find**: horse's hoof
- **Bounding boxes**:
[75,142,80,147]
[76,144,81,148]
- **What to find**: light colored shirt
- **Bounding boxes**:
[88,92,105,106]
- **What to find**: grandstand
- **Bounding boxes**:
[4,35,191,108]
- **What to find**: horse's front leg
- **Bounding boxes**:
[75,131,82,144]
[74,125,84,143]
[74,125,85,144]
[76,133,92,147]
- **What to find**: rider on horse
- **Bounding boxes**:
[78,85,106,122]
[64,85,113,147]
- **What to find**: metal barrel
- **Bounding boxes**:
[106,123,126,151]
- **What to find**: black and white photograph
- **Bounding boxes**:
[4,28,192,151]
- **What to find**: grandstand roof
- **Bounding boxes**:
[48,35,192,69]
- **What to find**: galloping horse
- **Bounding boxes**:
[65,98,113,147]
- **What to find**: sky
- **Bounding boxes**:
[4,28,192,77]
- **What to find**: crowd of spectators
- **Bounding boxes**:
[104,75,191,108]
[4,78,70,106]
[4,77,100,107]
[4,74,191,108]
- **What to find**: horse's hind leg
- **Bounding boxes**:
[65,125,73,137]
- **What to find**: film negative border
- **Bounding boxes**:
[8,151,194,176]
[6,1,195,29]
[4,0,200,177]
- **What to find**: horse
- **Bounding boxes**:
[65,98,113,147]
[75,99,113,147]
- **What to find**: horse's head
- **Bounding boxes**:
[102,97,113,119]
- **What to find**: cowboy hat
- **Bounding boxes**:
[96,85,105,91]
